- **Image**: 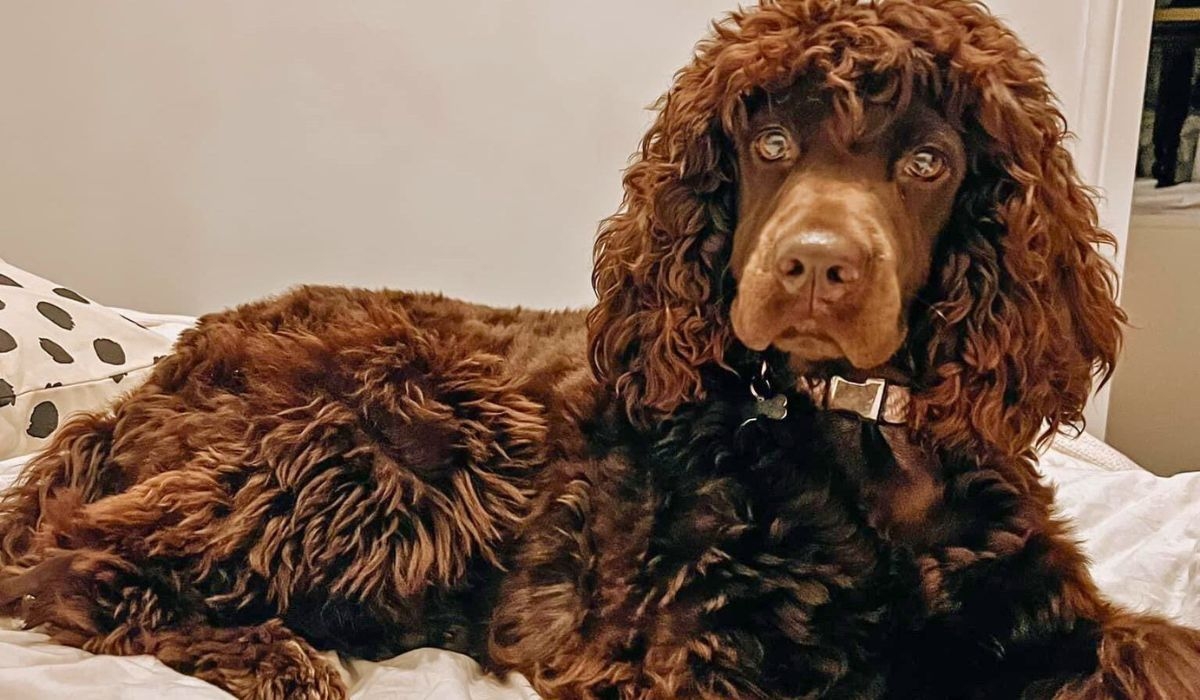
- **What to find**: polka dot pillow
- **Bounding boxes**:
[0,258,174,459]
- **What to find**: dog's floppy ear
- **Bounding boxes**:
[587,75,738,425]
[913,20,1126,460]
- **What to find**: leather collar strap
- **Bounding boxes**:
[797,376,911,425]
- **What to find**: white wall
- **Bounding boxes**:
[0,1,731,314]
[1108,210,1200,475]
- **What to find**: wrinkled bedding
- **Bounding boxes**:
[0,312,1195,698]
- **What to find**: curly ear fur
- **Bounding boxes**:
[587,80,736,423]
[586,0,1125,458]
[906,5,1126,460]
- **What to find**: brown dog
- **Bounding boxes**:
[3,2,1199,698]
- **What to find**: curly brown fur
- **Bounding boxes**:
[2,2,1198,699]
[0,288,596,696]
[490,391,910,699]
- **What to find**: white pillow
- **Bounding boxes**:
[0,258,174,459]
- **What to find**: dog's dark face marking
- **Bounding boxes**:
[729,87,967,373]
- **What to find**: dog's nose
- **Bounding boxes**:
[774,231,867,306]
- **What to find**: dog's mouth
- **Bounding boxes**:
[745,323,900,371]
[773,325,841,356]
[730,284,907,371]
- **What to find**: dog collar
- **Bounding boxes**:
[743,361,911,426]
[796,376,910,425]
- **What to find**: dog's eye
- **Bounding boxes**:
[904,149,947,180]
[754,129,793,161]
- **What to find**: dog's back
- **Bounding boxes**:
[0,285,594,695]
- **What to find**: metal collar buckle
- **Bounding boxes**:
[798,374,909,425]
[826,376,888,422]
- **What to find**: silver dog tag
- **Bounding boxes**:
[754,394,789,421]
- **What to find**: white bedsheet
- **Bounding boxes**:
[0,311,1195,698]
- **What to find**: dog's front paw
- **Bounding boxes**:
[250,639,346,700]
[212,622,348,700]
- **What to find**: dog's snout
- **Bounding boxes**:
[773,231,867,306]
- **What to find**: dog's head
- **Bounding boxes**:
[587,0,1124,459]
[728,90,966,372]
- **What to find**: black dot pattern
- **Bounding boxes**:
[0,264,172,452]
[94,338,126,365]
[27,401,59,438]
[37,301,75,330]
[38,338,75,364]
[52,287,89,304]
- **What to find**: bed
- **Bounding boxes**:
[0,308,1197,699]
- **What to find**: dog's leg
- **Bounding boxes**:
[0,413,120,566]
[488,457,650,698]
[1050,612,1200,700]
[0,550,347,700]
[901,467,1200,699]
[0,464,351,698]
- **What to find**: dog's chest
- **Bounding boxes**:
[619,411,912,696]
